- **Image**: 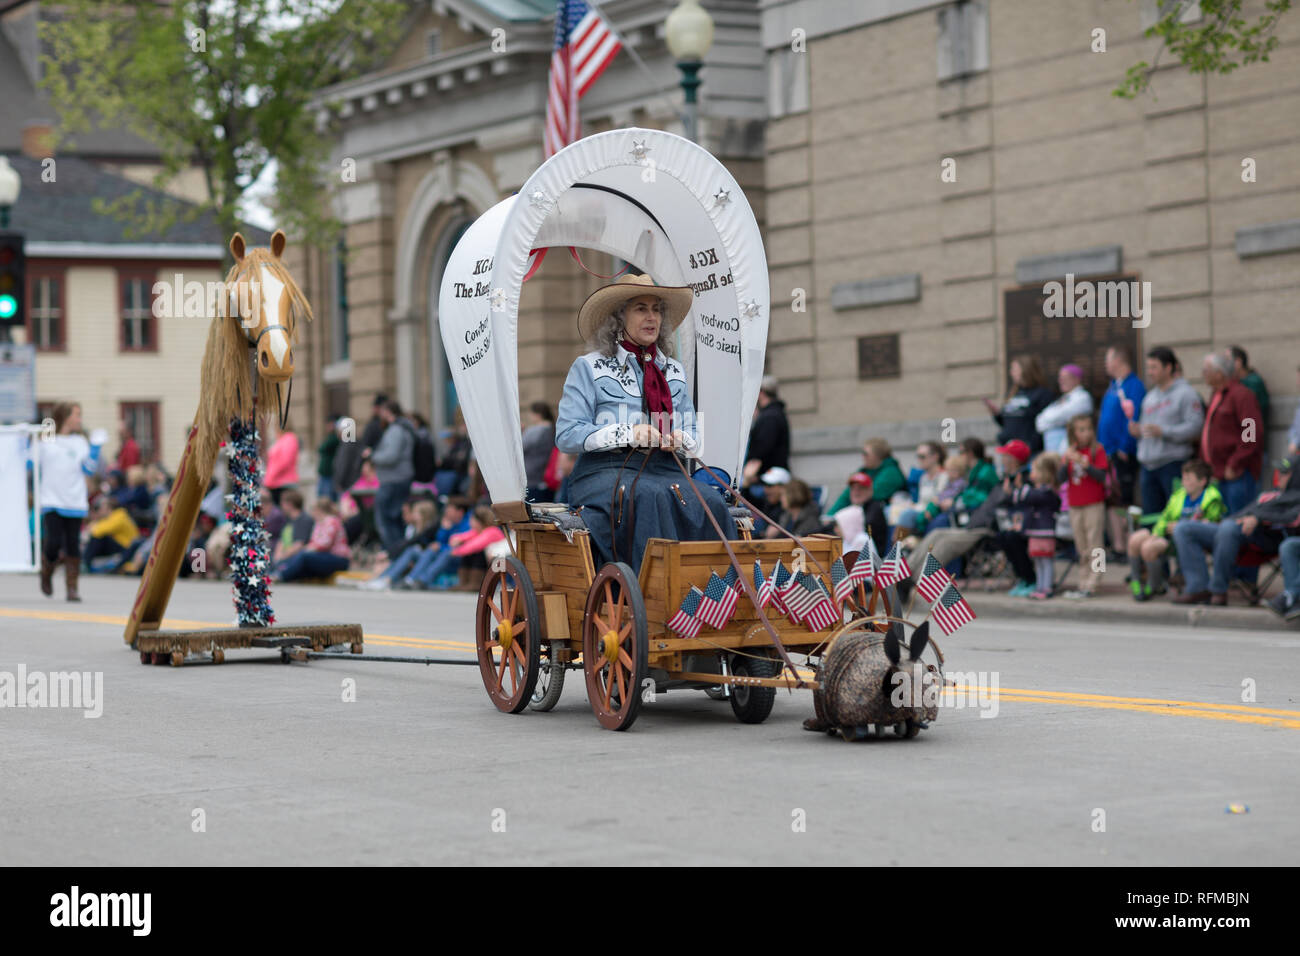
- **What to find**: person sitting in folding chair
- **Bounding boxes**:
[1172,464,1300,606]
[1126,459,1225,602]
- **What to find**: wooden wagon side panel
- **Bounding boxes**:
[640,535,844,645]
[513,523,595,646]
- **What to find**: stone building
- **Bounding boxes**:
[291,0,1300,489]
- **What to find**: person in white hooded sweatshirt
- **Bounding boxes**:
[1035,364,1094,453]
[37,402,107,601]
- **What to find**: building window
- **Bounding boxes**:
[333,238,349,362]
[937,0,989,82]
[119,273,157,352]
[1141,0,1202,30]
[767,47,810,119]
[28,270,64,351]
[426,30,441,57]
[120,401,161,465]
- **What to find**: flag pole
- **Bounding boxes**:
[585,1,681,122]
[902,549,931,622]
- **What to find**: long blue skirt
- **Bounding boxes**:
[567,450,738,573]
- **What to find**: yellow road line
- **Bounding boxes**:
[3,606,1296,727]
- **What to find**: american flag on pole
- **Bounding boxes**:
[915,551,956,604]
[721,565,741,594]
[847,536,879,588]
[697,572,740,629]
[930,583,976,635]
[769,559,792,614]
[544,0,622,158]
[801,576,840,631]
[668,585,705,638]
[753,561,774,610]
[830,557,853,604]
[875,541,912,590]
[779,571,818,624]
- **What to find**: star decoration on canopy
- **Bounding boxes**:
[628,140,651,162]
[490,288,507,312]
[742,300,762,318]
[713,187,732,208]
[528,189,552,211]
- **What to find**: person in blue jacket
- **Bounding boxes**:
[1099,344,1146,556]
[556,274,736,573]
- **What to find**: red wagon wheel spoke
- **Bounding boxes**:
[615,662,627,704]
[506,581,519,622]
[604,581,615,616]
[486,595,505,624]
[603,664,614,711]
[618,646,634,671]
[511,640,527,665]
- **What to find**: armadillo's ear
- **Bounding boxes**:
[230,232,246,262]
[883,624,901,665]
[909,621,929,661]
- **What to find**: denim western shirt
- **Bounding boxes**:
[556,345,701,457]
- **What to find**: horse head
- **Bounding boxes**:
[227,230,297,384]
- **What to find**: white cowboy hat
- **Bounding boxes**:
[576,273,694,344]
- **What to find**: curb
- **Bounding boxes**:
[969,593,1299,633]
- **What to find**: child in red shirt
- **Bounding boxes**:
[1058,414,1108,598]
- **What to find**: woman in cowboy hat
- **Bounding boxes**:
[555,274,737,572]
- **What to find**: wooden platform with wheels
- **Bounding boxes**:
[135,622,363,666]
[474,519,856,731]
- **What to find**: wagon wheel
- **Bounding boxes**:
[475,555,541,714]
[582,562,648,731]
[729,649,779,724]
[529,651,566,712]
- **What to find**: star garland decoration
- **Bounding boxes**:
[225,415,274,628]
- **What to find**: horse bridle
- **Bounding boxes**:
[248,322,293,431]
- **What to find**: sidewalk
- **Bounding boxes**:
[966,582,1299,633]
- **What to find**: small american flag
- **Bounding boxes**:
[770,559,792,614]
[801,576,840,631]
[780,571,818,624]
[915,551,955,604]
[875,542,912,590]
[847,536,879,588]
[931,583,975,635]
[753,561,774,610]
[545,0,622,158]
[830,557,854,604]
[668,585,704,638]
[697,572,740,629]
[721,565,741,593]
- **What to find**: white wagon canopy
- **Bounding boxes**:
[438,127,770,506]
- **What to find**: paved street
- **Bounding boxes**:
[1,572,1297,866]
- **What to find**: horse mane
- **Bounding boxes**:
[192,246,314,482]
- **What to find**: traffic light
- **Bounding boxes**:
[0,232,24,328]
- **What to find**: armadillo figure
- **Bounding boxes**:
[804,622,939,740]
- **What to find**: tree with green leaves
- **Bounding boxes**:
[1115,0,1293,98]
[40,0,409,253]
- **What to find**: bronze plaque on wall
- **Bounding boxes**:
[857,333,901,380]
[1003,275,1142,403]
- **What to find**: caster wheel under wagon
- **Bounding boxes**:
[529,656,566,712]
[475,555,541,714]
[582,563,648,731]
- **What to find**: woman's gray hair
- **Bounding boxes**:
[592,299,676,358]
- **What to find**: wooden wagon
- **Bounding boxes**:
[476,512,855,729]
[438,128,901,731]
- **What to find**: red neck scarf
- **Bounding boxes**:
[622,339,673,417]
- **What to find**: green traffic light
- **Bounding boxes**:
[0,294,17,319]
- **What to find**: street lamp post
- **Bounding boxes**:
[0,156,20,229]
[665,0,715,144]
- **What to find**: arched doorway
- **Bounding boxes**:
[427,217,472,435]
